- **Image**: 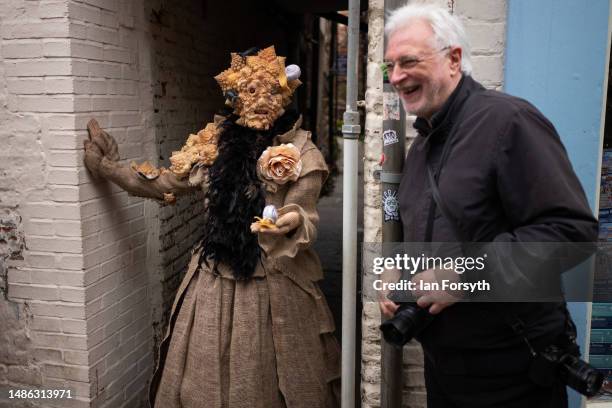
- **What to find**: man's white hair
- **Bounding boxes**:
[385,2,473,75]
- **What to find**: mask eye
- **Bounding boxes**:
[248,85,256,94]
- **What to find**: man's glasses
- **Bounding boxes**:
[383,46,451,74]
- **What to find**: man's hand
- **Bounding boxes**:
[411,268,463,315]
[379,298,399,319]
[250,211,301,235]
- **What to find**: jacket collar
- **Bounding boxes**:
[413,75,482,139]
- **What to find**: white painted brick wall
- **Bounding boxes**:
[362,0,507,407]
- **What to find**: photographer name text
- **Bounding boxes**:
[373,279,491,293]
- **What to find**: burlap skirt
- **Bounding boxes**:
[152,259,340,408]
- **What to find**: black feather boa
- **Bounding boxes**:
[201,110,299,280]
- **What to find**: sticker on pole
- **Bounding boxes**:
[383,129,399,146]
[383,189,400,222]
[383,92,400,120]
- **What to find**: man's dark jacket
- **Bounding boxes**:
[398,75,598,367]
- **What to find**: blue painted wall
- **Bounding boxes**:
[505,0,609,406]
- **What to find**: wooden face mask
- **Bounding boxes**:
[214,46,301,130]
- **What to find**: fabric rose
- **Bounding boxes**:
[258,143,302,191]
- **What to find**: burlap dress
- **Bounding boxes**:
[149,118,340,408]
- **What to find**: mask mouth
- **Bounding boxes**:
[254,109,269,115]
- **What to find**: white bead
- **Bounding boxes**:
[262,205,278,222]
[285,64,301,81]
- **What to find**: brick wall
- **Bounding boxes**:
[0,0,92,406]
[361,0,507,407]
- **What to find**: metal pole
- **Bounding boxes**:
[341,0,361,406]
[381,0,406,407]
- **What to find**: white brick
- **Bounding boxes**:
[455,0,507,22]
[86,25,119,45]
[72,41,104,60]
[27,236,82,253]
[45,114,78,130]
[51,185,80,202]
[82,0,118,12]
[42,131,79,149]
[48,149,80,166]
[60,287,86,303]
[39,2,70,18]
[107,79,136,95]
[69,21,89,40]
[32,332,87,350]
[471,54,504,85]
[29,302,85,319]
[7,78,45,94]
[43,40,71,57]
[109,112,140,127]
[54,220,83,237]
[465,22,506,54]
[72,60,89,76]
[45,77,75,94]
[103,46,131,63]
[73,96,92,112]
[31,316,62,332]
[56,254,85,271]
[9,283,59,301]
[33,348,63,364]
[6,60,72,77]
[30,270,83,286]
[64,350,88,365]
[43,364,89,382]
[88,62,122,78]
[2,22,70,39]
[24,219,55,236]
[8,269,31,284]
[48,168,80,184]
[68,2,103,25]
[9,95,74,112]
[24,253,57,269]
[2,41,43,58]
[100,11,119,29]
[22,202,81,220]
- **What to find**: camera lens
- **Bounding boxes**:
[380,303,434,347]
[561,354,604,397]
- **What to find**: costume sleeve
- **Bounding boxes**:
[98,157,203,203]
[258,146,328,258]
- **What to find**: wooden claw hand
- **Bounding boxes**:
[83,118,199,201]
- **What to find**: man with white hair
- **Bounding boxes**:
[380,2,598,407]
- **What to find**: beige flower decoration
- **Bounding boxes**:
[258,143,302,189]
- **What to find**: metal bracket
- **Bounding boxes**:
[342,110,361,139]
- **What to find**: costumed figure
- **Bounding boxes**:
[83,46,340,408]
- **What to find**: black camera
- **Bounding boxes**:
[529,343,603,397]
[379,302,434,347]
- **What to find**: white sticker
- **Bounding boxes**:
[383,189,400,222]
[383,129,399,146]
[383,92,400,120]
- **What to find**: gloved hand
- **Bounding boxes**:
[84,119,120,179]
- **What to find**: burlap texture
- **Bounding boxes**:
[149,123,340,408]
